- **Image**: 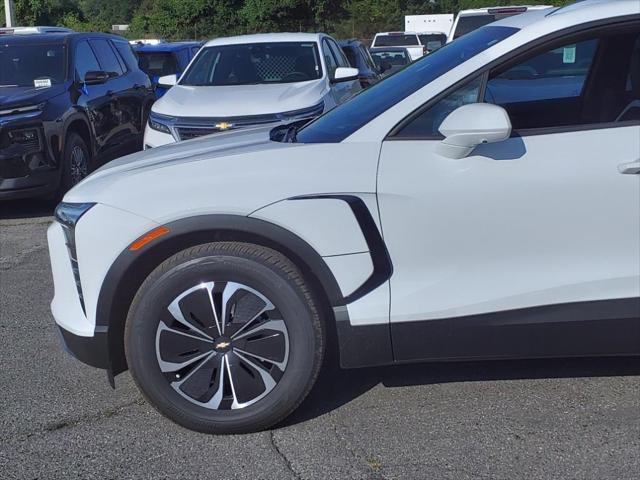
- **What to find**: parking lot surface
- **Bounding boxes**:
[1,201,639,480]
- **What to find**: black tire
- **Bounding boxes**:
[125,242,325,434]
[59,132,91,196]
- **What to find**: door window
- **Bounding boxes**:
[75,41,100,81]
[322,39,338,77]
[394,76,482,138]
[328,39,350,68]
[89,39,124,77]
[484,28,639,131]
[112,40,136,71]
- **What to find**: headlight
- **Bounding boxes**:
[277,102,325,122]
[148,112,174,134]
[55,202,96,229]
[55,202,96,313]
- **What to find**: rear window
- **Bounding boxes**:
[453,15,497,39]
[418,33,447,51]
[138,52,179,77]
[374,34,420,47]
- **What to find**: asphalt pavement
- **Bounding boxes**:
[1,200,639,480]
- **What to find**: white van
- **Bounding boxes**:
[448,5,554,42]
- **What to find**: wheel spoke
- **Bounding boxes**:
[229,351,277,409]
[156,321,213,373]
[167,284,215,340]
[174,352,220,401]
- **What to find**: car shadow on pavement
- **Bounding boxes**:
[284,354,640,427]
[0,198,57,220]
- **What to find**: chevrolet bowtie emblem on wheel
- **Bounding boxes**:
[215,341,230,349]
[214,122,234,131]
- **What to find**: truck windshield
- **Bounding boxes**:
[0,44,66,87]
[296,26,519,144]
[180,42,322,86]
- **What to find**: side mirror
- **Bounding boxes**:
[158,74,177,88]
[83,71,109,85]
[332,67,359,83]
[437,103,512,159]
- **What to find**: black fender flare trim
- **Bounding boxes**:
[95,214,346,375]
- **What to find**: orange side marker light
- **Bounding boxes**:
[129,226,170,251]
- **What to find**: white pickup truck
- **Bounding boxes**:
[370,32,426,61]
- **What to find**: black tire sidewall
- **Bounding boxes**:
[126,247,322,433]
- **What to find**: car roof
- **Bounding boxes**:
[338,39,364,47]
[457,5,553,16]
[134,41,201,52]
[0,31,124,44]
[204,32,326,47]
[375,32,420,36]
[491,0,639,30]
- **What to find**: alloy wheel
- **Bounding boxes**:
[69,145,88,184]
[155,281,289,410]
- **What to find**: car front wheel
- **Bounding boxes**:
[125,242,325,434]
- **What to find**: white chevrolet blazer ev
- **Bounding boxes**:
[49,0,640,434]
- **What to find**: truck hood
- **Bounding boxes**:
[0,84,67,110]
[152,79,327,118]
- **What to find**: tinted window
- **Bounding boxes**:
[138,52,179,77]
[75,41,100,80]
[89,39,124,77]
[113,40,137,71]
[396,77,482,138]
[297,26,518,143]
[342,46,357,68]
[374,34,419,47]
[485,39,598,105]
[453,15,496,39]
[328,39,350,68]
[484,30,639,130]
[322,39,338,77]
[418,33,447,51]
[0,43,66,86]
[181,42,322,86]
[371,50,410,66]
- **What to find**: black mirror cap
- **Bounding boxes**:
[83,71,109,85]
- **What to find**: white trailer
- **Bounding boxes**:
[404,14,454,36]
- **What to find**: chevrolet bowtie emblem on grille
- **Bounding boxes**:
[215,341,230,349]
[214,122,234,131]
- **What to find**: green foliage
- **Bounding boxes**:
[4,0,575,38]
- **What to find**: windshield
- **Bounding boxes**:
[296,26,518,144]
[138,52,179,78]
[0,44,66,87]
[418,33,447,50]
[180,42,322,86]
[374,34,420,47]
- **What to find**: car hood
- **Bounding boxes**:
[64,124,381,224]
[152,79,327,118]
[0,84,67,110]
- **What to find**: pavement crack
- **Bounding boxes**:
[31,397,146,437]
[269,430,302,480]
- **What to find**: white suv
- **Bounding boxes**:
[144,33,360,148]
[48,0,640,434]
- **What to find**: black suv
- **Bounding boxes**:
[0,32,155,200]
[339,39,382,88]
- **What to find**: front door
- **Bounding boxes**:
[377,21,640,361]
